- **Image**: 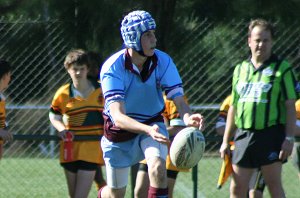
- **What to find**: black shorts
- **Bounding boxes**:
[232,125,285,168]
[138,163,179,179]
[61,160,98,173]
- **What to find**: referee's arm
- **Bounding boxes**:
[279,99,296,160]
[285,99,296,138]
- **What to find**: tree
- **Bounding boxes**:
[0,0,26,15]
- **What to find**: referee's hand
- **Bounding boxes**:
[279,139,294,161]
[219,142,230,159]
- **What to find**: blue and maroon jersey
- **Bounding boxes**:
[100,49,183,142]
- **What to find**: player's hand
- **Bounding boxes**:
[148,124,170,145]
[58,130,74,141]
[219,142,230,159]
[279,139,294,161]
[185,113,205,131]
[0,129,13,142]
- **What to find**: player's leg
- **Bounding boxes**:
[248,169,264,198]
[73,161,97,198]
[98,166,129,198]
[260,162,285,198]
[61,162,78,197]
[167,170,179,198]
[141,131,168,197]
[291,142,300,180]
[99,133,147,198]
[74,169,96,198]
[64,169,77,197]
[95,141,107,190]
[134,163,149,198]
[0,141,3,160]
[147,157,168,196]
[94,165,106,190]
[230,165,254,197]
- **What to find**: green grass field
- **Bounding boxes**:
[0,157,299,198]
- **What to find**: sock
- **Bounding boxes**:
[97,185,106,198]
[148,186,168,198]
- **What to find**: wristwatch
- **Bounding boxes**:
[285,136,295,143]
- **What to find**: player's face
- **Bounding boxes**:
[141,30,157,56]
[248,26,272,62]
[67,64,88,82]
[0,72,11,91]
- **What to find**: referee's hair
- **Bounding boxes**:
[248,18,275,38]
[0,59,11,79]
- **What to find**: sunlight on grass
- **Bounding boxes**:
[0,157,298,198]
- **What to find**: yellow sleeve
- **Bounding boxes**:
[296,99,300,120]
[50,84,70,115]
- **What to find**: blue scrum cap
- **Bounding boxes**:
[120,10,156,52]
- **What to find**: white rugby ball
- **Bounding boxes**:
[170,127,205,169]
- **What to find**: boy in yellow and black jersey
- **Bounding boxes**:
[0,60,13,159]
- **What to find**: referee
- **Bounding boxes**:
[219,18,299,198]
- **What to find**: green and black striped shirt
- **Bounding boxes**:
[231,55,299,130]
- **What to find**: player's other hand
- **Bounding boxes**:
[148,124,170,145]
[186,113,205,131]
[0,129,13,142]
[58,130,74,141]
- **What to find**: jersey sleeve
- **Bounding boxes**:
[157,53,183,100]
[281,64,299,100]
[231,63,241,107]
[100,62,125,108]
[50,87,68,116]
[216,95,232,128]
[296,99,300,120]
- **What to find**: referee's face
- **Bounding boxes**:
[248,26,272,62]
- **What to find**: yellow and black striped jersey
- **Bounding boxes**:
[0,94,6,129]
[50,83,104,136]
[0,94,6,146]
[50,82,104,164]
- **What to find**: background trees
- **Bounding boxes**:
[2,0,299,55]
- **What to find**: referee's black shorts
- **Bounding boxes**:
[232,124,285,168]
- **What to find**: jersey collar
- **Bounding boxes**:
[124,49,158,82]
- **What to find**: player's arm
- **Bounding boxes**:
[216,95,231,136]
[49,112,70,140]
[109,101,169,144]
[173,96,204,130]
[215,114,226,136]
[216,125,225,136]
[0,128,13,141]
[164,117,185,137]
[166,124,185,137]
[296,100,300,136]
[220,105,236,158]
[295,120,300,136]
